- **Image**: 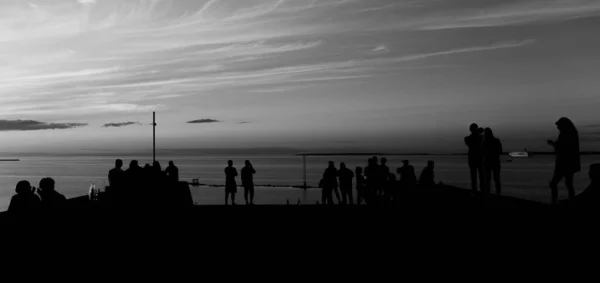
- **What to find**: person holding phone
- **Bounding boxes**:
[547,117,580,205]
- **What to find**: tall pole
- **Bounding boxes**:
[153,111,156,163]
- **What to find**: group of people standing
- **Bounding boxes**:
[465,117,583,205]
[107,159,180,207]
[224,160,256,205]
[319,157,436,206]
[464,124,504,195]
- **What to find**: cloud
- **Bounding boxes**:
[372,45,389,53]
[419,0,600,30]
[78,0,97,5]
[582,124,600,128]
[187,119,221,124]
[390,39,536,63]
[102,121,142,128]
[0,120,87,131]
[237,121,252,124]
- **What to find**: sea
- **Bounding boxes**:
[1,154,599,211]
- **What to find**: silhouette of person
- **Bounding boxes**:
[399,160,417,191]
[37,177,67,210]
[574,164,600,207]
[355,167,366,205]
[418,161,436,188]
[465,123,485,193]
[483,128,503,195]
[379,157,390,197]
[365,157,378,203]
[8,180,41,213]
[548,117,581,205]
[108,159,125,201]
[319,178,331,205]
[338,162,354,205]
[241,160,256,205]
[165,161,179,184]
[385,173,397,205]
[124,160,142,206]
[322,161,340,205]
[225,160,238,205]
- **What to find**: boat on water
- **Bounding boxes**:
[508,149,530,158]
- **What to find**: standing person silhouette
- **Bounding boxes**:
[108,159,127,204]
[483,128,503,195]
[322,161,339,205]
[338,162,354,205]
[548,117,580,205]
[225,160,238,205]
[241,160,256,205]
[355,167,366,205]
[379,158,390,197]
[399,160,417,191]
[364,158,376,203]
[465,123,485,193]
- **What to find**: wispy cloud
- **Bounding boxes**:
[102,121,142,128]
[187,119,221,124]
[372,45,389,53]
[391,39,536,62]
[0,120,87,131]
[419,0,600,30]
[237,121,252,124]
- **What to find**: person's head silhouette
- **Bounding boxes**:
[372,156,378,164]
[484,128,495,139]
[228,160,233,167]
[115,159,123,169]
[328,161,335,168]
[555,117,577,133]
[245,160,251,166]
[403,160,410,166]
[153,161,161,171]
[16,180,32,195]
[340,162,346,170]
[428,160,434,168]
[470,123,479,134]
[169,160,174,166]
[396,167,401,174]
[39,178,55,192]
[356,167,363,174]
[381,158,387,165]
[130,160,139,168]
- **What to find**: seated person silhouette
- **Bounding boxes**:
[418,161,436,188]
[165,161,179,184]
[574,164,600,207]
[37,177,67,210]
[8,180,41,213]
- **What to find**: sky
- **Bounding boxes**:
[1,0,599,155]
